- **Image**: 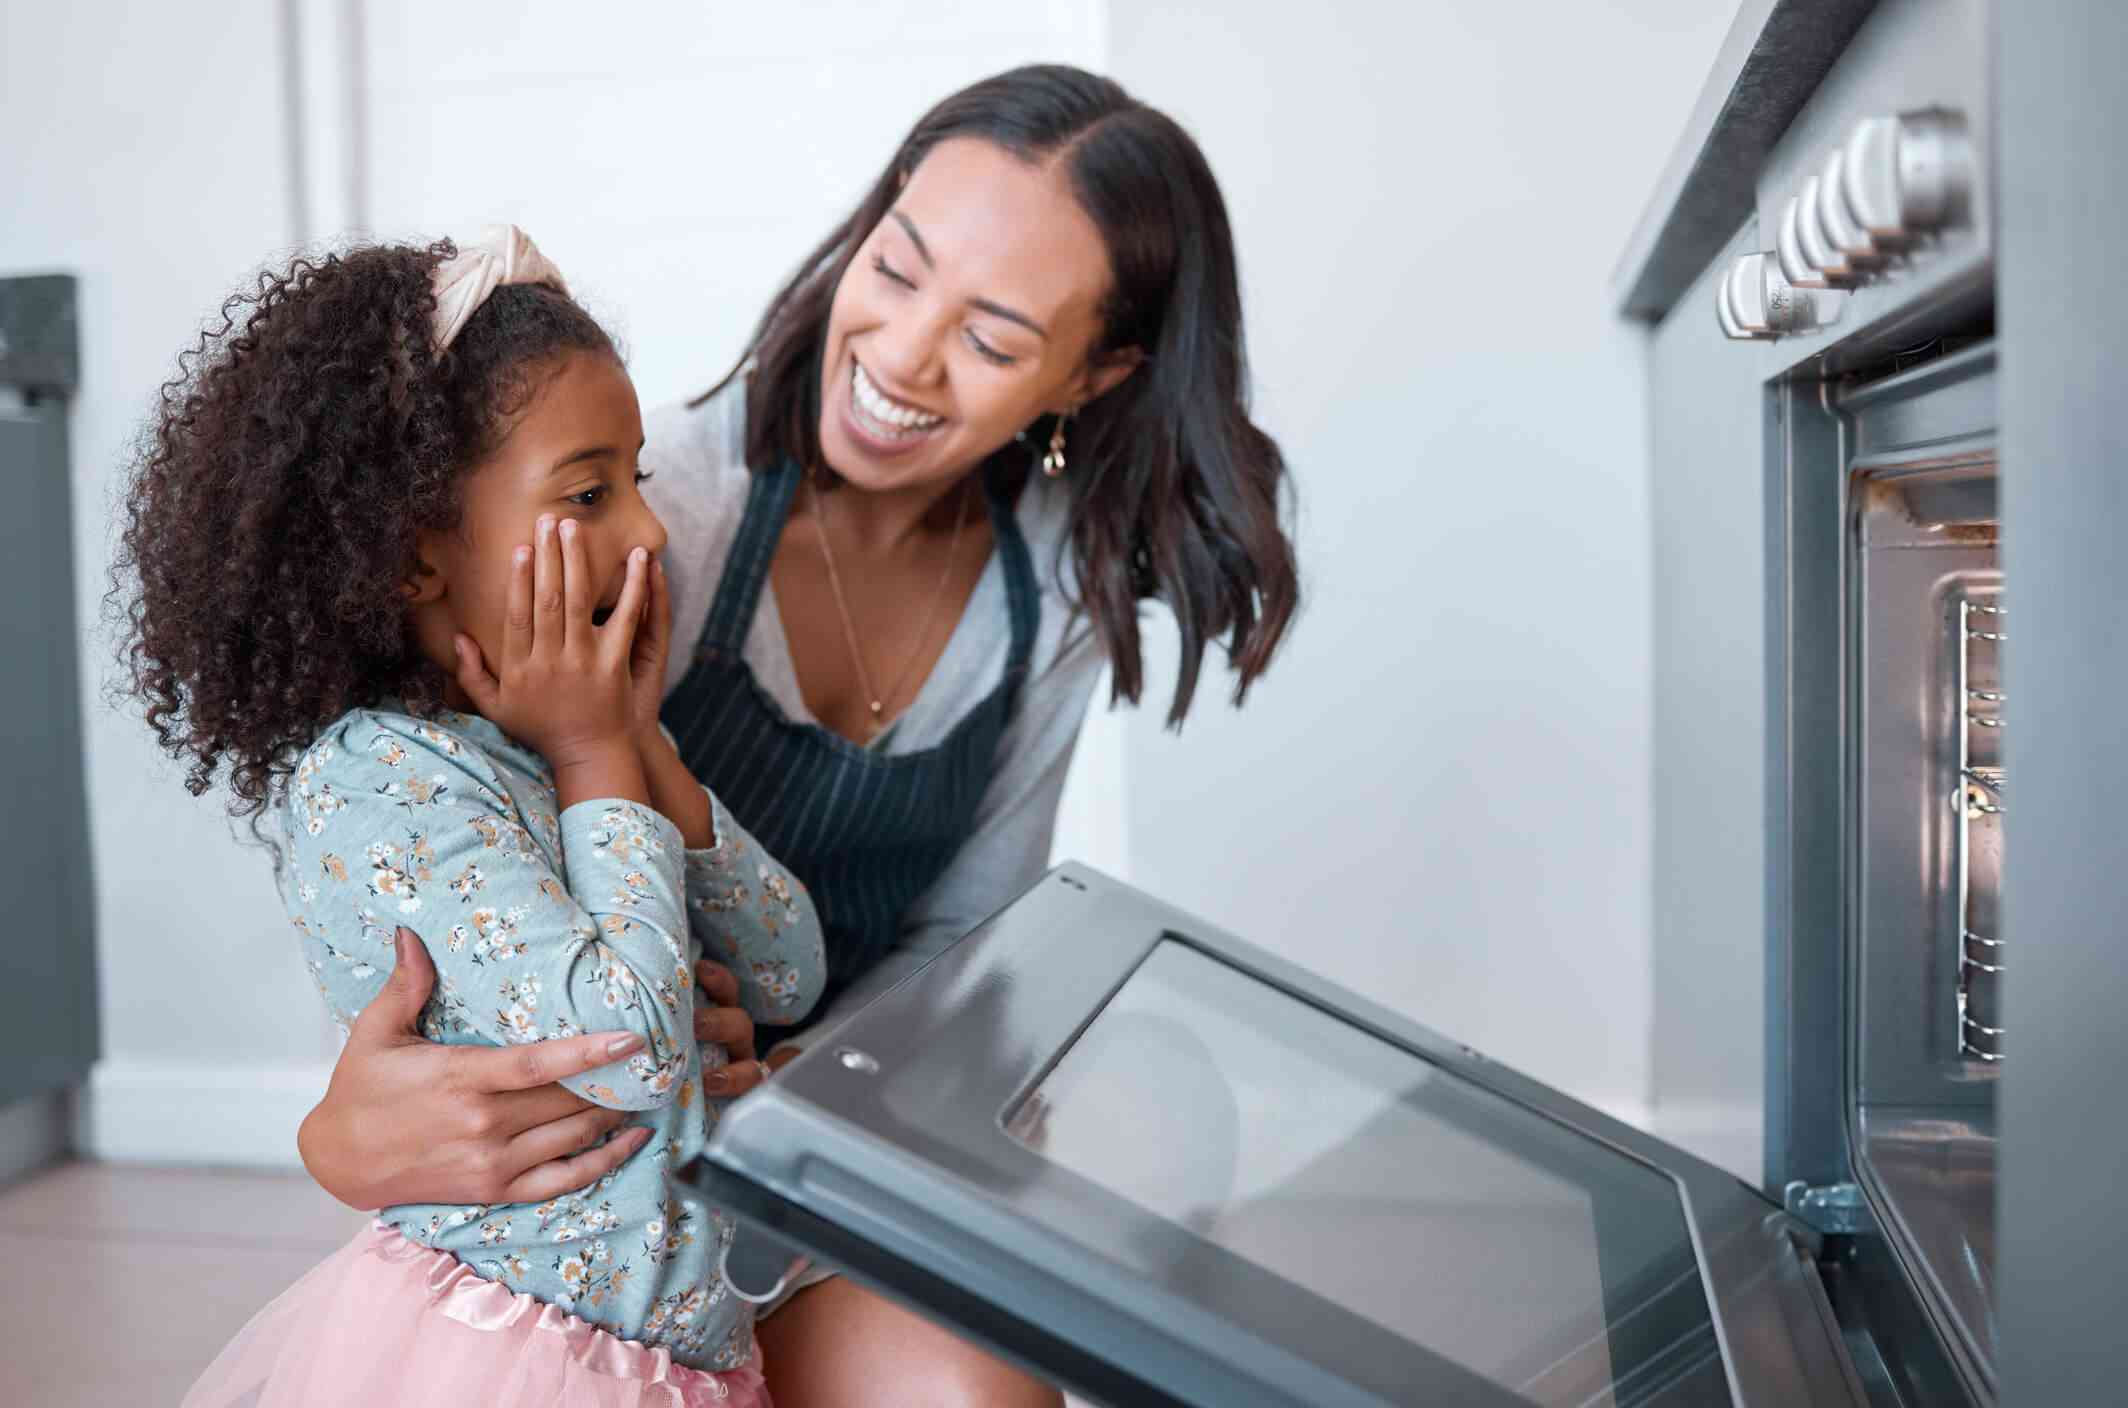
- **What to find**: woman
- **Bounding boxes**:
[295,63,1297,1405]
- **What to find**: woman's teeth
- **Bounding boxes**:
[852,362,943,437]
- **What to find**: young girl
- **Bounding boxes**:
[116,227,824,1406]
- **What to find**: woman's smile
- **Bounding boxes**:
[852,359,943,432]
[840,355,949,457]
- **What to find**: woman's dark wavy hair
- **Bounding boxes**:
[701,64,1299,724]
[110,239,617,818]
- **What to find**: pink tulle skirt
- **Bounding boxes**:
[181,1222,770,1407]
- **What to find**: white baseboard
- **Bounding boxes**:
[75,1059,335,1169]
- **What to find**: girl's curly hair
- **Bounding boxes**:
[111,239,617,819]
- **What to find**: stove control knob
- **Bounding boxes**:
[1843,109,1973,242]
[1795,175,1855,285]
[1769,260,1842,335]
[1777,195,1828,289]
[1818,149,1882,270]
[1727,253,1775,335]
[1717,255,1764,339]
[1722,250,1843,341]
[1716,275,1756,339]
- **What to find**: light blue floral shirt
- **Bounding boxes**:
[276,706,826,1371]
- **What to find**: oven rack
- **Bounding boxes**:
[1955,601,2004,1062]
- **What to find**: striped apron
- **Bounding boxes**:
[659,458,1038,1046]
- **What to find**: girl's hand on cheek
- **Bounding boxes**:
[452,515,650,771]
[628,557,673,750]
[626,557,715,847]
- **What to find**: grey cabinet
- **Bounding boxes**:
[0,276,98,1146]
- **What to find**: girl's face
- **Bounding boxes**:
[817,137,1141,493]
[411,351,665,682]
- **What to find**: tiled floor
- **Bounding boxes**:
[0,1160,369,1406]
[1,1160,1095,1407]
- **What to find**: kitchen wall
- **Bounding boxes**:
[1107,1,1737,1120]
[5,0,1737,1165]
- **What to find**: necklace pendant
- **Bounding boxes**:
[809,475,973,748]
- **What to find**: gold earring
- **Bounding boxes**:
[1042,413,1071,478]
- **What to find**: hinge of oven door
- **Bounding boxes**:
[1784,1180,1875,1236]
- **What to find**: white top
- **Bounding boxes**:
[640,381,1107,1042]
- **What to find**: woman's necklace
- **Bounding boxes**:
[808,475,974,739]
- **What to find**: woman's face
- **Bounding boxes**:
[412,350,667,678]
[817,137,1139,493]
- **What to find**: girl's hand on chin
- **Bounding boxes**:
[453,514,649,769]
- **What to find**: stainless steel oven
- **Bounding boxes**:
[1645,0,2014,1395]
[1629,0,2128,1403]
[672,2,2128,1403]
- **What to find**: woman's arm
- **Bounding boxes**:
[290,714,696,1111]
[300,941,774,1210]
[299,929,652,1209]
[909,623,1106,930]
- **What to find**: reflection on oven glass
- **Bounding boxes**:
[1008,940,1717,1407]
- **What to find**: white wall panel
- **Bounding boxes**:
[1107,1,1738,1115]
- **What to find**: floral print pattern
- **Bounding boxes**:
[275,707,826,1373]
[681,791,824,1021]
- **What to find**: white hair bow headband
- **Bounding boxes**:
[429,224,568,354]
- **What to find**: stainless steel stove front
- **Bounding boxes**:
[1633,3,2128,1403]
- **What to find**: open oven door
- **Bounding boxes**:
[681,866,1865,1408]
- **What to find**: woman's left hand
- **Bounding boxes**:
[694,958,774,1097]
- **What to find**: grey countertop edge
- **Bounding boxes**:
[1611,0,1879,324]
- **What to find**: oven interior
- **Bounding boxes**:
[1795,336,2002,1407]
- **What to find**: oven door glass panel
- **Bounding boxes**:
[1007,940,1698,1404]
[686,868,1862,1408]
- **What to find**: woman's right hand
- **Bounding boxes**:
[452,515,649,771]
[298,928,655,1211]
